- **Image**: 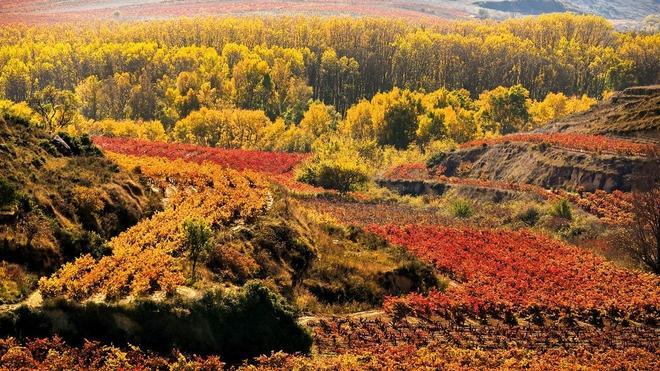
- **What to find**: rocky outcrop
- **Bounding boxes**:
[376,178,532,202]
[428,142,658,192]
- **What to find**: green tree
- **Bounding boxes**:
[477,85,531,134]
[28,86,79,132]
[75,75,102,120]
[181,217,214,282]
[377,91,420,149]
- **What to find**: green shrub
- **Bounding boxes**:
[451,199,473,218]
[0,178,16,208]
[550,199,573,220]
[379,261,445,296]
[517,206,541,226]
[0,281,312,364]
[57,132,102,156]
[297,159,369,193]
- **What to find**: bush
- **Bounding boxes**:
[379,261,445,296]
[296,135,371,193]
[517,206,541,226]
[0,282,312,364]
[550,199,573,220]
[451,199,473,218]
[56,132,101,156]
[297,158,369,193]
[0,178,16,208]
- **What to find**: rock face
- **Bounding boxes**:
[429,142,657,192]
[375,178,528,202]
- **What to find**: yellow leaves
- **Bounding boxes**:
[72,186,105,214]
[299,101,338,138]
[529,92,596,127]
[67,119,167,141]
[172,107,271,148]
[40,154,270,301]
[341,99,376,141]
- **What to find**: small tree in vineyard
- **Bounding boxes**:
[623,188,660,274]
[181,217,214,282]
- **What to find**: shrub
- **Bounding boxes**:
[0,178,16,208]
[517,206,541,226]
[297,157,369,193]
[451,199,473,218]
[550,199,573,220]
[56,132,101,156]
[1,282,312,364]
[379,261,445,296]
[296,135,371,193]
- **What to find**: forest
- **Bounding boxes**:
[1,15,656,149]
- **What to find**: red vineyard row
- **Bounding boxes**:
[93,136,309,175]
[366,225,659,321]
[461,133,659,157]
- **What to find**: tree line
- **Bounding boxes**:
[0,13,657,122]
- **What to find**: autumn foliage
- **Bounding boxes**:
[93,136,308,175]
[40,155,270,300]
[0,337,224,370]
[461,133,659,157]
[367,225,660,321]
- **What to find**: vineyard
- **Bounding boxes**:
[381,162,635,224]
[77,140,657,368]
[0,5,658,368]
[460,133,659,157]
[367,225,660,322]
[2,134,658,368]
[40,155,271,300]
[0,1,461,24]
[94,137,308,175]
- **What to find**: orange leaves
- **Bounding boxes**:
[561,189,633,224]
[40,154,271,300]
[368,225,660,320]
[0,337,224,369]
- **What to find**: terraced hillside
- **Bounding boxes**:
[536,85,660,141]
[377,86,659,197]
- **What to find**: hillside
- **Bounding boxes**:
[536,85,660,141]
[0,10,658,370]
[377,86,660,195]
[1,0,657,24]
[0,114,161,302]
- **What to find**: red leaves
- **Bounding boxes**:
[560,189,633,224]
[369,225,660,320]
[462,133,658,157]
[93,136,309,175]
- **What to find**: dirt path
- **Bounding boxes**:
[298,309,386,326]
[0,290,42,312]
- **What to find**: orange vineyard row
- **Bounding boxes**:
[40,155,270,300]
